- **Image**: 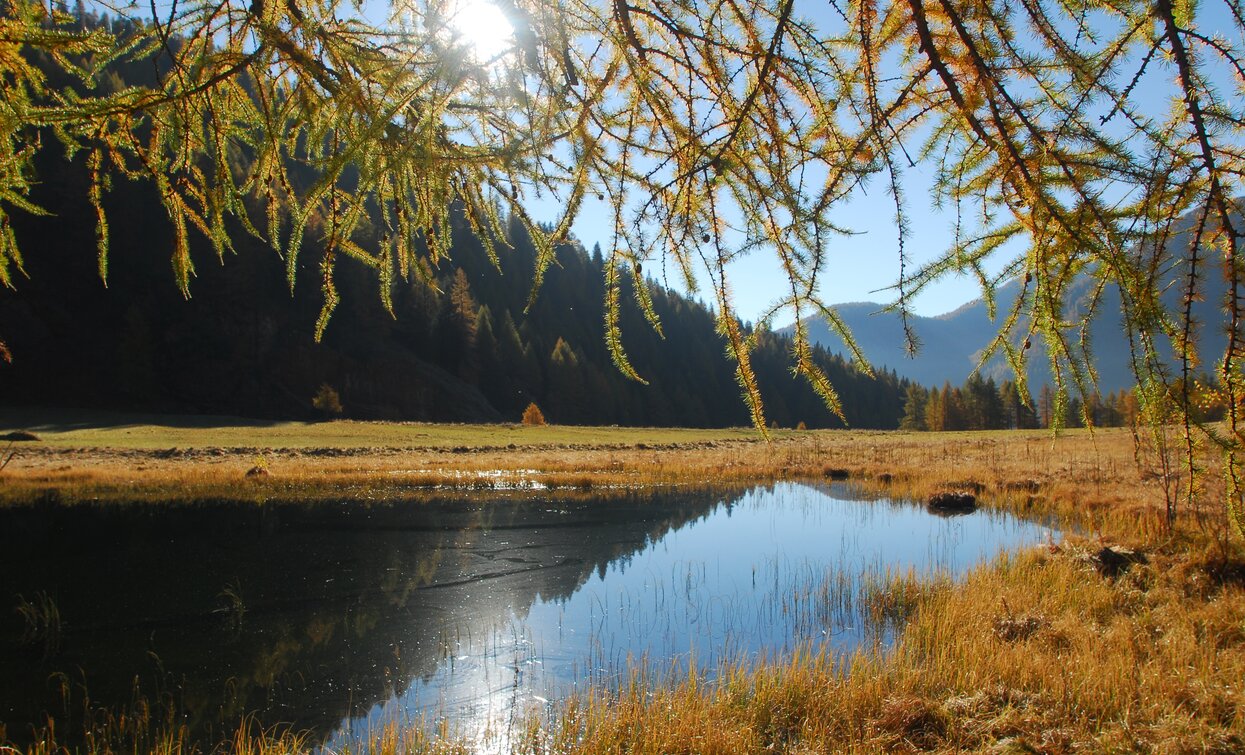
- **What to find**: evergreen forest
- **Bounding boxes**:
[0,12,908,428]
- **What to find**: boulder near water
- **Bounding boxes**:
[926,490,978,514]
[1,430,40,441]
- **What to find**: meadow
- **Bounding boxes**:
[2,410,1243,752]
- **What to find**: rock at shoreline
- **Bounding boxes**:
[1,430,40,442]
[1091,545,1147,578]
[927,490,978,514]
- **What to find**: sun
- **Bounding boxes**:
[448,0,515,61]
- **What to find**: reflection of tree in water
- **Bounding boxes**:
[0,487,744,747]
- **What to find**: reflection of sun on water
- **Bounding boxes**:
[449,0,515,60]
[320,483,1054,752]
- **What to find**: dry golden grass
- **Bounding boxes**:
[537,540,1244,754]
[0,422,1184,522]
[5,420,1244,753]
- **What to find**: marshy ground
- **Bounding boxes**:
[1,408,1243,752]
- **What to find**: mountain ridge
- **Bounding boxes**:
[785,243,1227,394]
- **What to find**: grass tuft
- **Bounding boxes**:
[14,591,62,660]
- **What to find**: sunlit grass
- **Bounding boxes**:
[0,408,762,449]
[0,409,1175,529]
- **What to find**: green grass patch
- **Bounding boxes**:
[0,407,769,450]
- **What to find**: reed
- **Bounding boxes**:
[14,591,62,660]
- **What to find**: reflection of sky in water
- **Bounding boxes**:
[323,483,1053,752]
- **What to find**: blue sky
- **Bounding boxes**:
[128,0,1237,327]
[539,157,995,326]
[521,0,1242,328]
[413,0,1009,325]
[119,0,1244,326]
[512,0,1013,327]
[333,0,1237,327]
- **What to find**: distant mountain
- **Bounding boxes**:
[786,218,1231,393]
[785,294,1019,389]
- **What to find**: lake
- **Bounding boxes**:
[1,482,1053,750]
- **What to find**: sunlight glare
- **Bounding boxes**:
[449,0,515,61]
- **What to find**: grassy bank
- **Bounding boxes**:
[0,408,1177,526]
[3,409,1243,752]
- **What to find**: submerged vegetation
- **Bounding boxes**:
[2,417,1243,752]
[14,590,62,660]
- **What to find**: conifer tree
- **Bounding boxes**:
[924,387,945,432]
[1038,386,1056,430]
[900,385,928,431]
[547,336,588,422]
[475,303,507,400]
[999,380,1038,430]
[941,383,967,432]
[440,268,479,380]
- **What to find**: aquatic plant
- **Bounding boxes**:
[215,581,247,632]
[14,590,62,660]
[858,569,952,635]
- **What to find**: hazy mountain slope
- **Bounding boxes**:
[793,295,1009,388]
[789,227,1230,393]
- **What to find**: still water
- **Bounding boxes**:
[2,482,1052,749]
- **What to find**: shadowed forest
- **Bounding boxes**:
[0,11,907,428]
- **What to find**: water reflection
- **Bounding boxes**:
[1,483,1053,750]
